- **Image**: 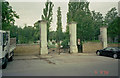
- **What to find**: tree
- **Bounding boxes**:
[104,7,119,42]
[34,21,40,41]
[108,17,120,42]
[17,25,36,44]
[41,0,54,41]
[9,25,19,43]
[67,2,95,41]
[67,2,90,23]
[56,7,63,45]
[49,31,56,41]
[91,11,103,39]
[2,1,19,30]
[104,7,118,26]
[61,29,70,48]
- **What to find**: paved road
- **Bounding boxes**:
[2,54,119,76]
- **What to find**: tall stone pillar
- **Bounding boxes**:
[69,22,78,53]
[100,26,107,48]
[39,20,48,55]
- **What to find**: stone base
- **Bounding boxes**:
[102,42,107,48]
[40,47,48,55]
[70,45,78,53]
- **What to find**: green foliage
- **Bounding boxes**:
[49,31,56,41]
[9,25,19,41]
[20,26,35,43]
[104,7,118,25]
[34,21,40,40]
[77,15,95,41]
[41,0,54,41]
[61,28,70,48]
[67,2,90,23]
[63,25,70,46]
[56,7,63,43]
[91,11,103,40]
[9,24,36,44]
[105,7,119,42]
[2,1,19,30]
[61,38,69,48]
[108,17,120,42]
[67,2,96,41]
[67,2,119,43]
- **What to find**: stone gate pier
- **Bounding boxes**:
[39,20,48,55]
[100,26,107,48]
[69,22,78,53]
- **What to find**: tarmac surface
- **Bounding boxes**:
[2,53,119,76]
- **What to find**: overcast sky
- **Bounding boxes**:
[8,1,119,31]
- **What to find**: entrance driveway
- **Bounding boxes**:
[2,53,119,76]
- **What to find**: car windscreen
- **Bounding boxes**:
[104,47,112,51]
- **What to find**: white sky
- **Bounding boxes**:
[8,1,119,31]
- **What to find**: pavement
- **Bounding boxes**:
[2,53,119,76]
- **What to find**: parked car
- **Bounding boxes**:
[96,47,120,59]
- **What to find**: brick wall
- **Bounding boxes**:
[14,44,63,55]
[108,43,119,47]
[14,42,119,55]
[14,44,40,55]
[82,42,119,53]
[82,42,103,53]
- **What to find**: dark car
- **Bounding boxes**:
[96,47,120,59]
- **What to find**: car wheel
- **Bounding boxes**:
[2,57,8,69]
[97,51,101,56]
[113,54,117,59]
